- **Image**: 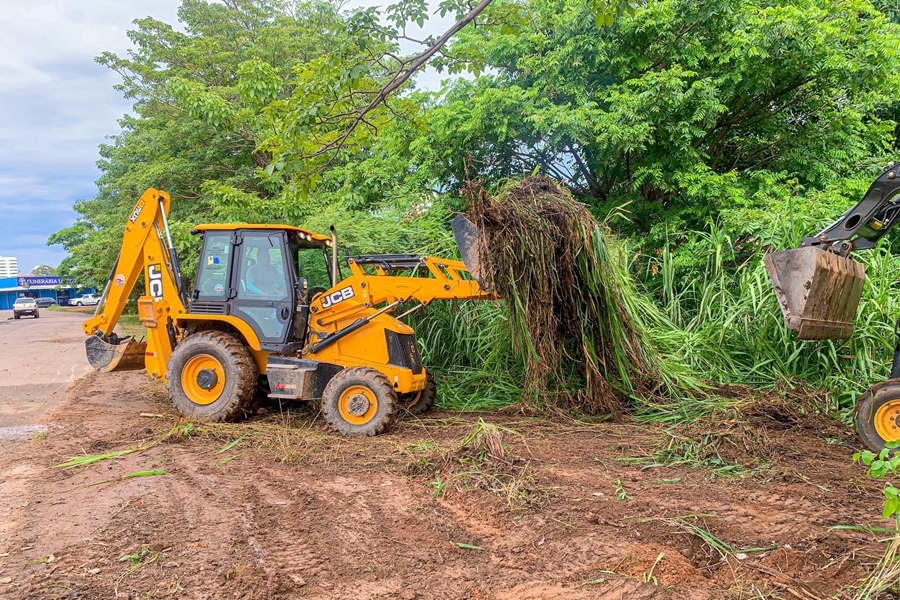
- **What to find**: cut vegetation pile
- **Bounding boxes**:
[463,177,682,414]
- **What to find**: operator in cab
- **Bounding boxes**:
[247,249,281,296]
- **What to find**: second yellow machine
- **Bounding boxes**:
[83,188,494,435]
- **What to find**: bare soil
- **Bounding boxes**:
[0,367,890,599]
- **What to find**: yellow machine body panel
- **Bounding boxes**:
[82,188,497,434]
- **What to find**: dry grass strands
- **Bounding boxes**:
[463,176,665,414]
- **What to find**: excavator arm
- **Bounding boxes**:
[799,163,900,256]
[82,188,188,375]
[765,164,900,341]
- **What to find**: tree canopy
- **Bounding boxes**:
[50,0,900,285]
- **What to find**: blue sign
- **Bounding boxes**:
[18,276,62,287]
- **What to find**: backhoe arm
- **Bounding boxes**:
[82,188,188,375]
[801,164,900,256]
[305,253,497,356]
[765,162,900,341]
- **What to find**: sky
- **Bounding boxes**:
[0,0,453,275]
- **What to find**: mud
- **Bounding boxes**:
[0,366,890,599]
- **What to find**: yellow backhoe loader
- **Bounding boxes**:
[83,188,493,436]
[765,163,900,452]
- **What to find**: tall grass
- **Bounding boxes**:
[641,223,900,415]
[415,214,900,417]
[411,301,525,410]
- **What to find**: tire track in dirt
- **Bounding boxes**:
[0,369,887,599]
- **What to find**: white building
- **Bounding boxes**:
[0,256,19,278]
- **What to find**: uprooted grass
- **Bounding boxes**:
[397,418,544,509]
[635,390,852,477]
[463,177,700,416]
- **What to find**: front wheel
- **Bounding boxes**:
[322,367,396,436]
[166,331,258,422]
[397,371,436,415]
[34,312,39,319]
[74,301,82,306]
[855,379,900,453]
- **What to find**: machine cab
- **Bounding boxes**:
[188,224,333,352]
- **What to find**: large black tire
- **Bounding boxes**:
[855,379,900,453]
[34,312,39,319]
[166,331,258,422]
[397,371,436,415]
[322,367,396,436]
[13,314,19,320]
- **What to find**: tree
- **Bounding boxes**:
[30,265,56,276]
[410,0,900,233]
[50,0,347,285]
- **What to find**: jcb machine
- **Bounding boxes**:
[765,163,900,452]
[83,188,494,435]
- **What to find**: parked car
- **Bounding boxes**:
[13,298,39,319]
[71,294,99,306]
[35,298,57,308]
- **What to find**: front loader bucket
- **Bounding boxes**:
[85,335,148,372]
[764,247,866,340]
[452,214,491,291]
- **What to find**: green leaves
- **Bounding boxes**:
[421,0,900,236]
[854,444,900,521]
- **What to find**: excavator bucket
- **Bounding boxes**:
[85,335,148,372]
[764,247,866,340]
[452,214,490,291]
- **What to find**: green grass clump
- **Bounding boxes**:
[461,177,697,414]
[640,222,900,415]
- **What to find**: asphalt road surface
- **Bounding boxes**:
[0,309,92,440]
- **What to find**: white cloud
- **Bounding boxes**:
[0,0,463,270]
[0,0,180,269]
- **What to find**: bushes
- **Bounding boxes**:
[643,223,900,415]
[414,177,900,418]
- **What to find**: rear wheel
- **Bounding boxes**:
[167,331,257,422]
[397,371,436,415]
[322,367,396,436]
[855,379,900,453]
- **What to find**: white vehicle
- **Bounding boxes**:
[72,294,100,306]
[13,298,39,319]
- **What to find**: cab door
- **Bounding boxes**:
[231,230,295,348]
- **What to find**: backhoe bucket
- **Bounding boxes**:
[85,335,148,372]
[452,214,490,291]
[764,247,866,340]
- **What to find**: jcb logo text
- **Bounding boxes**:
[321,286,354,308]
[148,264,163,299]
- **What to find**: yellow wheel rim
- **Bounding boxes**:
[181,354,225,406]
[338,385,378,425]
[874,400,900,442]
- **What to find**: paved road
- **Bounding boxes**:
[0,310,92,439]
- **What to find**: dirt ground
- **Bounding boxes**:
[0,313,893,599]
[0,309,91,436]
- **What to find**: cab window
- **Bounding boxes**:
[196,233,231,297]
[238,234,289,300]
